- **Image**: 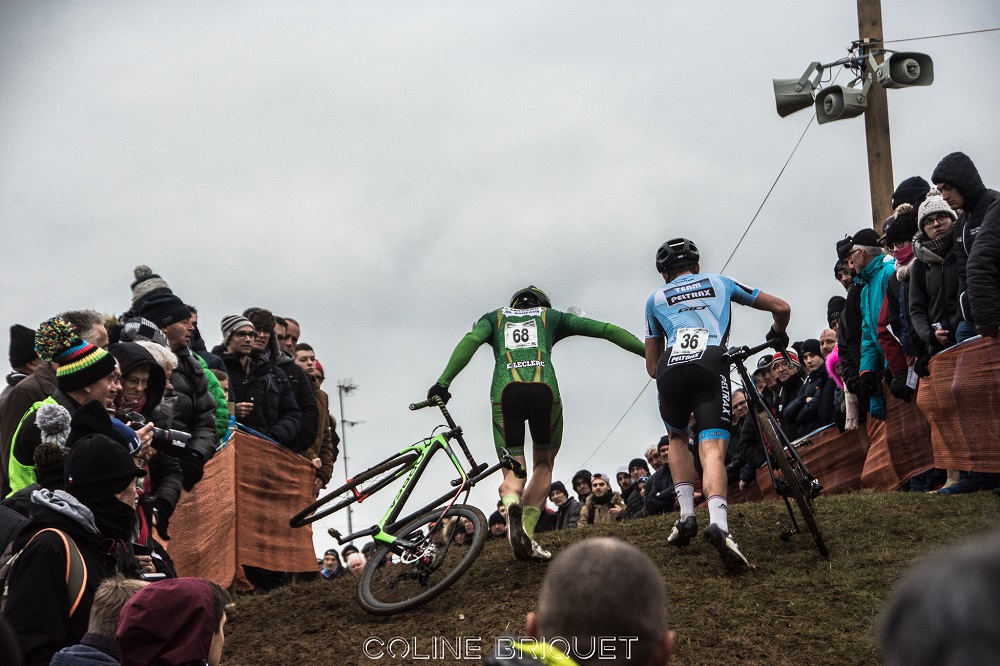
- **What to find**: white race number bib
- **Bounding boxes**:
[504,320,539,350]
[669,327,709,363]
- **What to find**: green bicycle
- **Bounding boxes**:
[289,396,525,615]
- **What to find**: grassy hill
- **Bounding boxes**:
[223,491,998,665]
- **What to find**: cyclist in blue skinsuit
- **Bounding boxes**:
[644,238,790,572]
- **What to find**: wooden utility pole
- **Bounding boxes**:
[858,0,894,232]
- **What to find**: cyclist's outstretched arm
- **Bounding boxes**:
[558,315,646,357]
[435,319,492,387]
[752,291,791,336]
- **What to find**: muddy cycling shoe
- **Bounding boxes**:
[667,516,698,547]
[506,504,533,561]
[529,539,552,561]
[703,524,750,573]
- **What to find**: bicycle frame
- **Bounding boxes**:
[327,398,518,553]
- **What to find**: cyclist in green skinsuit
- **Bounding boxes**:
[427,286,645,561]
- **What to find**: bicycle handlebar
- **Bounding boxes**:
[723,338,786,366]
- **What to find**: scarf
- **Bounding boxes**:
[913,231,954,266]
[586,491,613,523]
[893,245,914,282]
[83,494,139,546]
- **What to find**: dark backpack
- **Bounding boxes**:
[0,527,88,616]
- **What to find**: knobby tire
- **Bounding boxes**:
[357,504,487,615]
[758,409,829,557]
[289,451,419,528]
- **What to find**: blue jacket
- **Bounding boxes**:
[858,254,896,375]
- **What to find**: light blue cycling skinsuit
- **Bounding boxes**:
[644,273,759,442]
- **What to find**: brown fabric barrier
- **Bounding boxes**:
[162,432,317,588]
[917,337,1000,473]
[736,337,999,500]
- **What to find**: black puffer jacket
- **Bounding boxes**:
[967,199,1000,331]
[909,234,961,353]
[167,347,218,487]
[931,152,1000,323]
[275,352,318,454]
[222,352,301,448]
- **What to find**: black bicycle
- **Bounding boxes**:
[289,396,525,614]
[724,339,829,557]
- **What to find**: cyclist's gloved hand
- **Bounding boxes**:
[766,326,789,350]
[859,370,880,397]
[427,382,452,405]
[889,372,913,402]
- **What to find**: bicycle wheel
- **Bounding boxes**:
[757,409,829,557]
[358,504,487,615]
[289,451,419,527]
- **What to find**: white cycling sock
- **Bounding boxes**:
[708,495,729,533]
[676,483,695,520]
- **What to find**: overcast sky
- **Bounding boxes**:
[2,1,998,553]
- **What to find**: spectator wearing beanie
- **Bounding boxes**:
[878,204,924,402]
[645,435,675,516]
[910,190,961,357]
[1,403,71,519]
[1,324,40,408]
[3,400,146,666]
[137,294,218,492]
[931,152,1000,342]
[244,307,316,454]
[771,349,807,438]
[570,469,592,503]
[891,175,931,210]
[548,480,581,530]
[782,339,835,435]
[832,235,870,425]
[967,186,1000,338]
[7,318,121,496]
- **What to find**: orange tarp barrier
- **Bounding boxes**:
[739,336,999,500]
[162,432,317,589]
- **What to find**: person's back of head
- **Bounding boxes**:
[529,537,672,665]
[878,530,1000,666]
[87,575,148,638]
[118,577,230,666]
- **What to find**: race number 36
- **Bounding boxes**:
[504,320,539,350]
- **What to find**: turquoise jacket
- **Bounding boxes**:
[858,254,896,375]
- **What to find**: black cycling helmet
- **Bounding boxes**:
[655,238,700,273]
[510,285,551,309]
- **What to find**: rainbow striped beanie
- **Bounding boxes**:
[35,317,117,392]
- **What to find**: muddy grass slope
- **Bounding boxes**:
[223,491,998,666]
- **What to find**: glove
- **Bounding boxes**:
[859,370,880,397]
[889,372,913,403]
[914,354,932,378]
[152,498,172,541]
[766,326,789,349]
[869,395,886,421]
[427,382,452,405]
[180,453,205,492]
[844,374,862,396]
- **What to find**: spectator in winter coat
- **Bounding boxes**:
[294,344,338,495]
[772,350,805,439]
[877,205,923,402]
[782,339,835,435]
[966,197,1000,338]
[577,473,624,527]
[117,578,230,666]
[847,228,896,421]
[548,481,581,530]
[931,152,1000,341]
[909,191,962,357]
[645,436,675,516]
[136,293,218,492]
[0,324,40,412]
[3,403,147,666]
[49,575,148,666]
[217,315,301,448]
[243,308,315,454]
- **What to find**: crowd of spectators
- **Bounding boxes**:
[0,265,339,663]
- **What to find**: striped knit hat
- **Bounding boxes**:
[35,317,117,392]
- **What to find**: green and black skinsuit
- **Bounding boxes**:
[435,306,644,457]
